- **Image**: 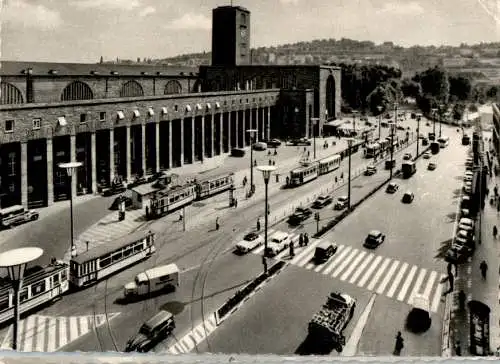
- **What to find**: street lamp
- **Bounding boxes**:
[311,117,319,160]
[439,104,445,137]
[416,113,421,159]
[346,138,354,209]
[352,110,358,137]
[388,122,396,180]
[431,108,438,136]
[246,129,257,195]
[377,105,383,140]
[256,165,276,274]
[0,247,43,350]
[59,161,82,257]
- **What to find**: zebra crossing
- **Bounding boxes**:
[0,313,120,352]
[251,229,446,313]
[165,314,217,354]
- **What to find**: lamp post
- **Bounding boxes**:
[246,129,257,195]
[416,113,421,159]
[256,165,276,274]
[0,247,43,350]
[439,104,445,137]
[311,117,319,160]
[377,105,383,140]
[346,138,354,209]
[431,108,438,136]
[59,161,82,257]
[352,110,358,137]
[388,122,396,180]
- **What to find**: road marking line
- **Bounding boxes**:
[34,316,45,352]
[357,255,382,288]
[342,293,377,356]
[181,336,195,352]
[322,246,349,275]
[292,239,321,266]
[376,260,399,295]
[69,317,78,342]
[169,345,180,355]
[367,257,391,291]
[407,268,427,305]
[387,262,408,298]
[314,259,327,273]
[58,317,67,349]
[349,253,374,284]
[397,265,418,302]
[430,275,446,313]
[193,329,204,342]
[23,314,36,352]
[341,251,367,281]
[47,317,57,352]
[423,271,437,299]
[332,249,359,278]
[305,262,315,270]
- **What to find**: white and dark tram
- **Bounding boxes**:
[289,162,320,187]
[318,154,341,175]
[69,229,156,288]
[0,260,70,325]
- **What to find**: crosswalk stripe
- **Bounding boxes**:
[357,255,382,288]
[69,317,78,342]
[423,271,437,299]
[397,265,417,302]
[332,249,359,278]
[323,246,349,275]
[377,260,399,295]
[47,317,56,352]
[193,328,204,342]
[341,251,367,281]
[408,268,427,305]
[253,245,265,254]
[430,275,446,313]
[292,240,321,266]
[35,316,45,352]
[387,262,408,298]
[349,253,374,284]
[24,314,35,352]
[58,317,67,349]
[367,257,391,291]
[169,345,180,355]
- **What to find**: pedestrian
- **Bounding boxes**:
[480,260,488,279]
[234,198,238,208]
[454,340,462,356]
[494,185,498,197]
[216,217,220,231]
[179,211,183,221]
[304,233,309,246]
[274,149,277,156]
[494,225,498,239]
[299,233,304,247]
[394,331,404,355]
[289,241,295,257]
[458,290,466,311]
[268,203,270,215]
[256,218,261,231]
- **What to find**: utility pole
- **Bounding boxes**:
[416,114,421,159]
[377,105,383,140]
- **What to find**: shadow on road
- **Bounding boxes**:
[295,334,336,355]
[446,211,459,223]
[434,238,453,259]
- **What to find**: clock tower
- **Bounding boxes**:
[212,6,251,66]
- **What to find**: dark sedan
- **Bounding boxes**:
[288,207,313,225]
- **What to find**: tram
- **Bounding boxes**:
[0,260,70,325]
[289,162,320,187]
[318,155,341,175]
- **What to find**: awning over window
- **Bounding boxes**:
[117,111,125,120]
[148,108,154,116]
[186,105,192,112]
[215,102,221,109]
[162,107,168,114]
[57,116,67,127]
[196,104,202,111]
[133,109,140,117]
[206,103,211,110]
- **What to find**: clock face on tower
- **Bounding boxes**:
[240,28,247,39]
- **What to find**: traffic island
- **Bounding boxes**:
[214,260,286,325]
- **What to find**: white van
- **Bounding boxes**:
[265,231,290,256]
[124,263,179,298]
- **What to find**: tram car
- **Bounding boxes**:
[289,162,320,187]
[318,155,341,175]
[195,173,234,200]
[0,260,70,325]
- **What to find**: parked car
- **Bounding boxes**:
[290,137,311,146]
[288,207,313,225]
[363,230,385,249]
[364,166,377,176]
[397,125,406,131]
[406,294,431,333]
[334,196,349,210]
[265,139,282,148]
[403,153,412,161]
[402,191,415,204]
[313,195,333,208]
[235,232,264,254]
[423,152,431,159]
[386,182,399,194]
[0,205,39,229]
[427,162,437,171]
[252,142,268,151]
[422,138,429,146]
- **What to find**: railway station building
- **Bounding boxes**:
[0,5,341,209]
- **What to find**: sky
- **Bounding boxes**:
[1,0,499,63]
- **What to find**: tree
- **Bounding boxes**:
[452,103,466,121]
[449,75,472,101]
[401,78,421,98]
[412,66,450,104]
[99,56,104,64]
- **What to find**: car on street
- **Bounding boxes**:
[463,175,473,183]
[288,207,313,225]
[334,196,349,210]
[364,165,377,176]
[422,138,429,146]
[397,125,405,131]
[290,137,312,146]
[403,152,412,161]
[125,310,175,352]
[463,182,472,194]
[313,241,338,264]
[406,293,431,333]
[458,217,474,233]
[418,133,425,139]
[265,231,290,256]
[363,230,385,249]
[313,194,333,208]
[427,162,437,171]
[265,139,282,148]
[402,191,415,203]
[386,182,399,194]
[252,142,268,151]
[235,232,264,254]
[0,205,39,229]
[423,152,431,159]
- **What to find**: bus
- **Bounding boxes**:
[438,136,450,148]
[0,260,70,325]
[289,162,319,187]
[69,229,156,288]
[318,155,341,175]
[365,143,381,158]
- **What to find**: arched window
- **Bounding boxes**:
[120,80,144,97]
[326,75,336,118]
[164,80,182,95]
[0,82,23,104]
[61,81,93,101]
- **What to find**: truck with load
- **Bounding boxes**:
[308,292,356,352]
[123,263,179,299]
[402,161,416,179]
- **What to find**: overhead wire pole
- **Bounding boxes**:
[416,114,421,159]
[347,138,353,209]
[377,105,383,140]
[311,117,319,160]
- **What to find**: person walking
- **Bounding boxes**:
[299,233,304,247]
[216,217,220,231]
[304,233,309,246]
[480,260,488,279]
[394,331,404,355]
[256,218,261,231]
[289,241,295,258]
[494,225,498,239]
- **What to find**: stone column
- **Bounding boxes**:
[141,123,146,176]
[91,132,97,194]
[235,111,239,148]
[242,109,246,148]
[267,106,271,140]
[210,114,214,157]
[191,116,195,163]
[261,108,265,140]
[168,121,174,168]
[179,119,184,166]
[126,125,131,182]
[224,112,229,152]
[21,142,28,208]
[155,122,160,172]
[70,134,77,197]
[201,115,205,160]
[109,128,115,183]
[46,138,54,205]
